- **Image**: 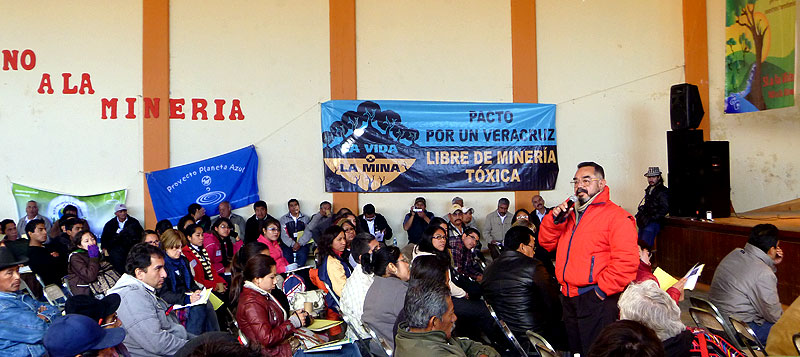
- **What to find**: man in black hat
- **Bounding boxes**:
[635,167,669,247]
[66,294,123,328]
[0,246,60,356]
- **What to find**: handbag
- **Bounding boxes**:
[89,261,121,295]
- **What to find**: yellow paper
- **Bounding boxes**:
[209,292,224,311]
[307,319,343,332]
[653,267,678,291]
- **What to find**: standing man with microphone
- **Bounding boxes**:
[539,162,639,356]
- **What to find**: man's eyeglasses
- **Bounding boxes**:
[570,178,600,187]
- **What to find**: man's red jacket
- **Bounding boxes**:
[539,186,639,297]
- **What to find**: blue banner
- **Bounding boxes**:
[321,100,558,192]
[146,146,260,224]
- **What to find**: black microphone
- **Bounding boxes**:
[554,196,578,224]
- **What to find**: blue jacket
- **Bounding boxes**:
[0,291,59,356]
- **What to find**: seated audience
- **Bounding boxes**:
[412,225,466,299]
[395,279,499,357]
[43,314,127,357]
[316,225,352,311]
[336,219,358,267]
[142,229,161,247]
[177,215,196,231]
[1,219,19,241]
[155,219,173,236]
[482,198,511,246]
[26,219,68,285]
[203,218,236,283]
[634,239,684,303]
[402,197,434,245]
[619,280,744,356]
[0,246,60,356]
[188,203,211,232]
[709,223,783,345]
[232,254,309,356]
[481,225,566,352]
[362,245,410,349]
[101,204,144,274]
[510,208,530,225]
[245,200,276,244]
[306,201,333,245]
[248,218,289,273]
[448,227,483,282]
[53,216,82,254]
[279,199,311,265]
[358,203,393,243]
[339,233,379,339]
[447,205,467,243]
[766,295,800,356]
[588,320,665,357]
[17,200,53,240]
[68,230,120,296]
[107,243,190,356]
[212,201,247,242]
[181,224,227,293]
[158,229,220,335]
[231,242,290,313]
[65,293,130,356]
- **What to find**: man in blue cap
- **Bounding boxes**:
[0,245,60,355]
[43,314,127,357]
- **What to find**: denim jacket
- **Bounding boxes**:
[0,291,59,356]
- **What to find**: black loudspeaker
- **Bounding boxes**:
[666,131,731,218]
[670,83,704,130]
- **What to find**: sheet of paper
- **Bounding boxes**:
[683,263,704,290]
[305,338,349,352]
[172,288,211,309]
[653,267,678,291]
[209,292,224,310]
[307,319,343,332]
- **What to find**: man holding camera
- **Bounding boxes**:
[402,197,434,245]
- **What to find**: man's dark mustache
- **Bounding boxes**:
[576,188,589,195]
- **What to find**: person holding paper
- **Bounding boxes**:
[232,254,309,357]
[279,199,311,266]
[634,239,684,304]
[157,229,220,335]
[357,203,393,243]
[710,224,784,346]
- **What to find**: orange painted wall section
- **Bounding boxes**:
[330,0,359,214]
[142,0,170,228]
[511,0,539,213]
[682,0,710,140]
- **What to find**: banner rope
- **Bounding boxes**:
[557,65,685,105]
[253,101,321,147]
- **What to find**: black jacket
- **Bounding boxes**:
[157,256,201,305]
[636,182,669,229]
[244,214,276,244]
[357,213,393,242]
[481,250,565,349]
[101,216,144,273]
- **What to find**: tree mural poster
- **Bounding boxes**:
[725,0,795,113]
[320,100,558,192]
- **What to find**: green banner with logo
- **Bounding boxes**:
[12,183,127,240]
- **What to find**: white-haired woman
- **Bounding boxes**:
[618,280,745,357]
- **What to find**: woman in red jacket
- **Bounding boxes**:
[232,254,310,357]
[203,217,236,284]
[182,224,227,293]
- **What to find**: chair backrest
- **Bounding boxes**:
[728,315,767,356]
[61,275,73,297]
[690,307,726,332]
[484,300,527,356]
[689,296,743,350]
[362,322,392,357]
[526,330,557,357]
[35,274,65,306]
[793,333,800,356]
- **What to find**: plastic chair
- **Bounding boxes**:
[728,316,768,356]
[689,296,742,350]
[484,300,527,356]
[793,333,800,356]
[526,330,557,357]
[361,321,392,357]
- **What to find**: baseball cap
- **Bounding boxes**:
[114,203,127,212]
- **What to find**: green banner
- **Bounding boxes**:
[12,183,127,240]
[725,0,796,113]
